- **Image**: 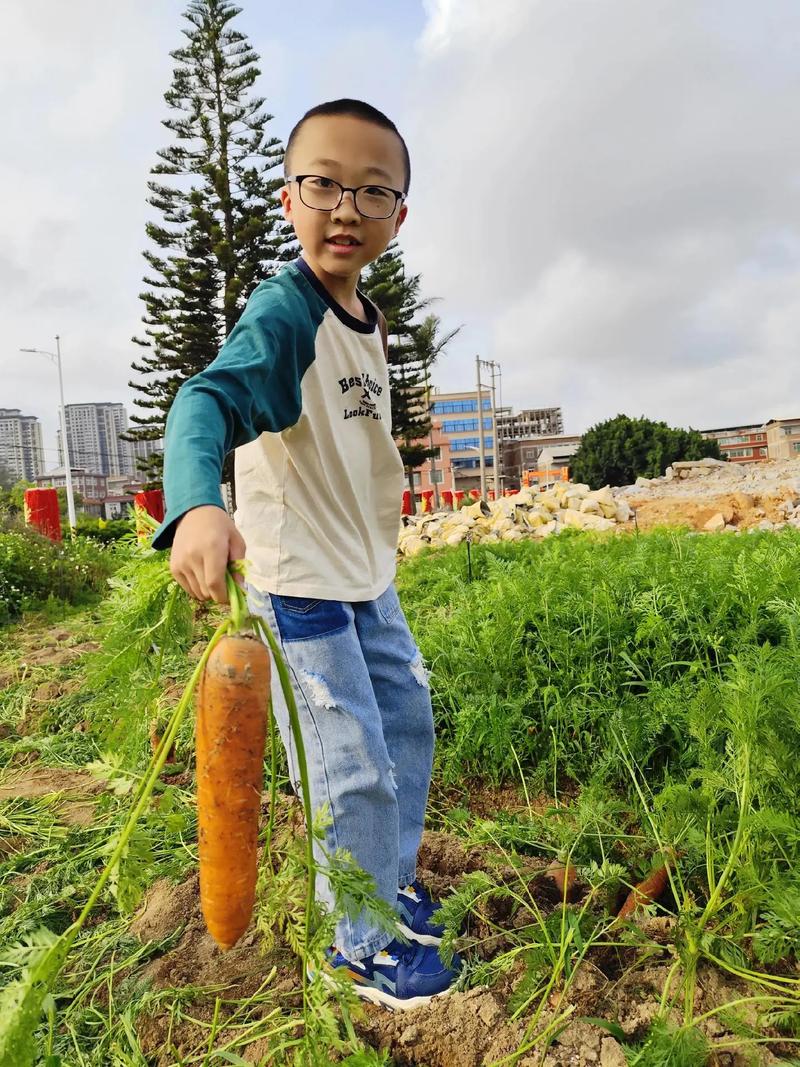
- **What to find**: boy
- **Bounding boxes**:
[153,99,461,1009]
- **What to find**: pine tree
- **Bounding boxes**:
[361,245,459,496]
[127,0,293,482]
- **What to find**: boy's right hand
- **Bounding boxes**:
[170,505,247,604]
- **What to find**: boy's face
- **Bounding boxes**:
[281,114,408,284]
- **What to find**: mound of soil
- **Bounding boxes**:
[0,767,100,800]
[132,872,298,1064]
[0,766,105,826]
[630,489,796,532]
[17,641,100,669]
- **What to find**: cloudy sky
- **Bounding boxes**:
[3,0,799,467]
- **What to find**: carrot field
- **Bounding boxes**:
[2,526,800,1066]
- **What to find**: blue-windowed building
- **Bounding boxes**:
[404,389,499,496]
[412,391,573,499]
[429,390,496,479]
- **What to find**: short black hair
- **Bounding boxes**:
[284,99,411,194]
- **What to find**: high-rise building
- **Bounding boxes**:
[57,403,135,477]
[0,408,45,482]
[129,435,164,471]
[427,389,496,493]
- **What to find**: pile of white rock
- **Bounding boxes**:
[622,456,800,499]
[397,483,633,558]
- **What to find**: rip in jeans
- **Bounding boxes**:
[300,669,337,709]
[410,652,430,688]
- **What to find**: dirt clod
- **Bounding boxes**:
[599,1038,627,1067]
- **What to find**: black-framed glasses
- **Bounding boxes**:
[286,174,406,220]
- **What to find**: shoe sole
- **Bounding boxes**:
[396,920,442,947]
[308,965,455,1012]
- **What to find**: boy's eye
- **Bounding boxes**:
[364,186,391,199]
[308,176,335,189]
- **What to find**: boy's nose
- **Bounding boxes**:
[331,190,360,223]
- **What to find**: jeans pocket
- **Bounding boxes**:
[376,583,401,624]
[270,594,348,642]
[278,596,322,614]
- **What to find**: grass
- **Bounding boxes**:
[1,527,800,1064]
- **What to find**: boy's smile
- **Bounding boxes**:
[281,114,408,315]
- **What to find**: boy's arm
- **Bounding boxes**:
[152,293,305,602]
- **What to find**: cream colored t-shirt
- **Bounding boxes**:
[154,258,405,601]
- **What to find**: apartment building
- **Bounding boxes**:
[765,418,800,460]
[0,408,44,482]
[129,435,164,470]
[409,422,453,500]
[58,403,135,477]
[701,424,769,464]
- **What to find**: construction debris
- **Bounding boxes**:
[398,457,800,557]
[618,456,800,534]
[397,483,630,557]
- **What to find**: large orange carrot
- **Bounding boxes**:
[196,631,269,950]
[617,862,670,920]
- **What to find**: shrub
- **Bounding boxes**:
[571,414,723,489]
[74,516,132,543]
[0,525,121,623]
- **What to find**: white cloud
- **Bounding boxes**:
[48,54,126,139]
[1,2,180,461]
[403,0,800,431]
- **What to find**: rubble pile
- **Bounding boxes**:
[397,483,632,557]
[398,457,800,557]
[617,456,800,534]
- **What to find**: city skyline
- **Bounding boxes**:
[0,399,163,479]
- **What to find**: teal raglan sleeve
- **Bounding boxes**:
[151,283,316,549]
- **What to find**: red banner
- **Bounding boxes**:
[134,489,165,539]
[24,488,62,542]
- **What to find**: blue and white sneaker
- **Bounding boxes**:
[314,936,461,1010]
[397,880,445,946]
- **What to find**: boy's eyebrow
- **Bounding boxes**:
[306,158,396,184]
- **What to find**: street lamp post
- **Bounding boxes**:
[19,336,77,531]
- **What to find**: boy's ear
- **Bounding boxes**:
[393,203,408,236]
[280,185,293,219]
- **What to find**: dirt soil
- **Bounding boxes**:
[0,766,106,826]
[0,618,97,689]
[133,871,300,1064]
[2,618,792,1065]
[126,826,791,1067]
[630,489,797,532]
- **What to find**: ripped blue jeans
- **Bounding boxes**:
[246,582,435,960]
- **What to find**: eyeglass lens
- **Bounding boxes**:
[299,177,397,219]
